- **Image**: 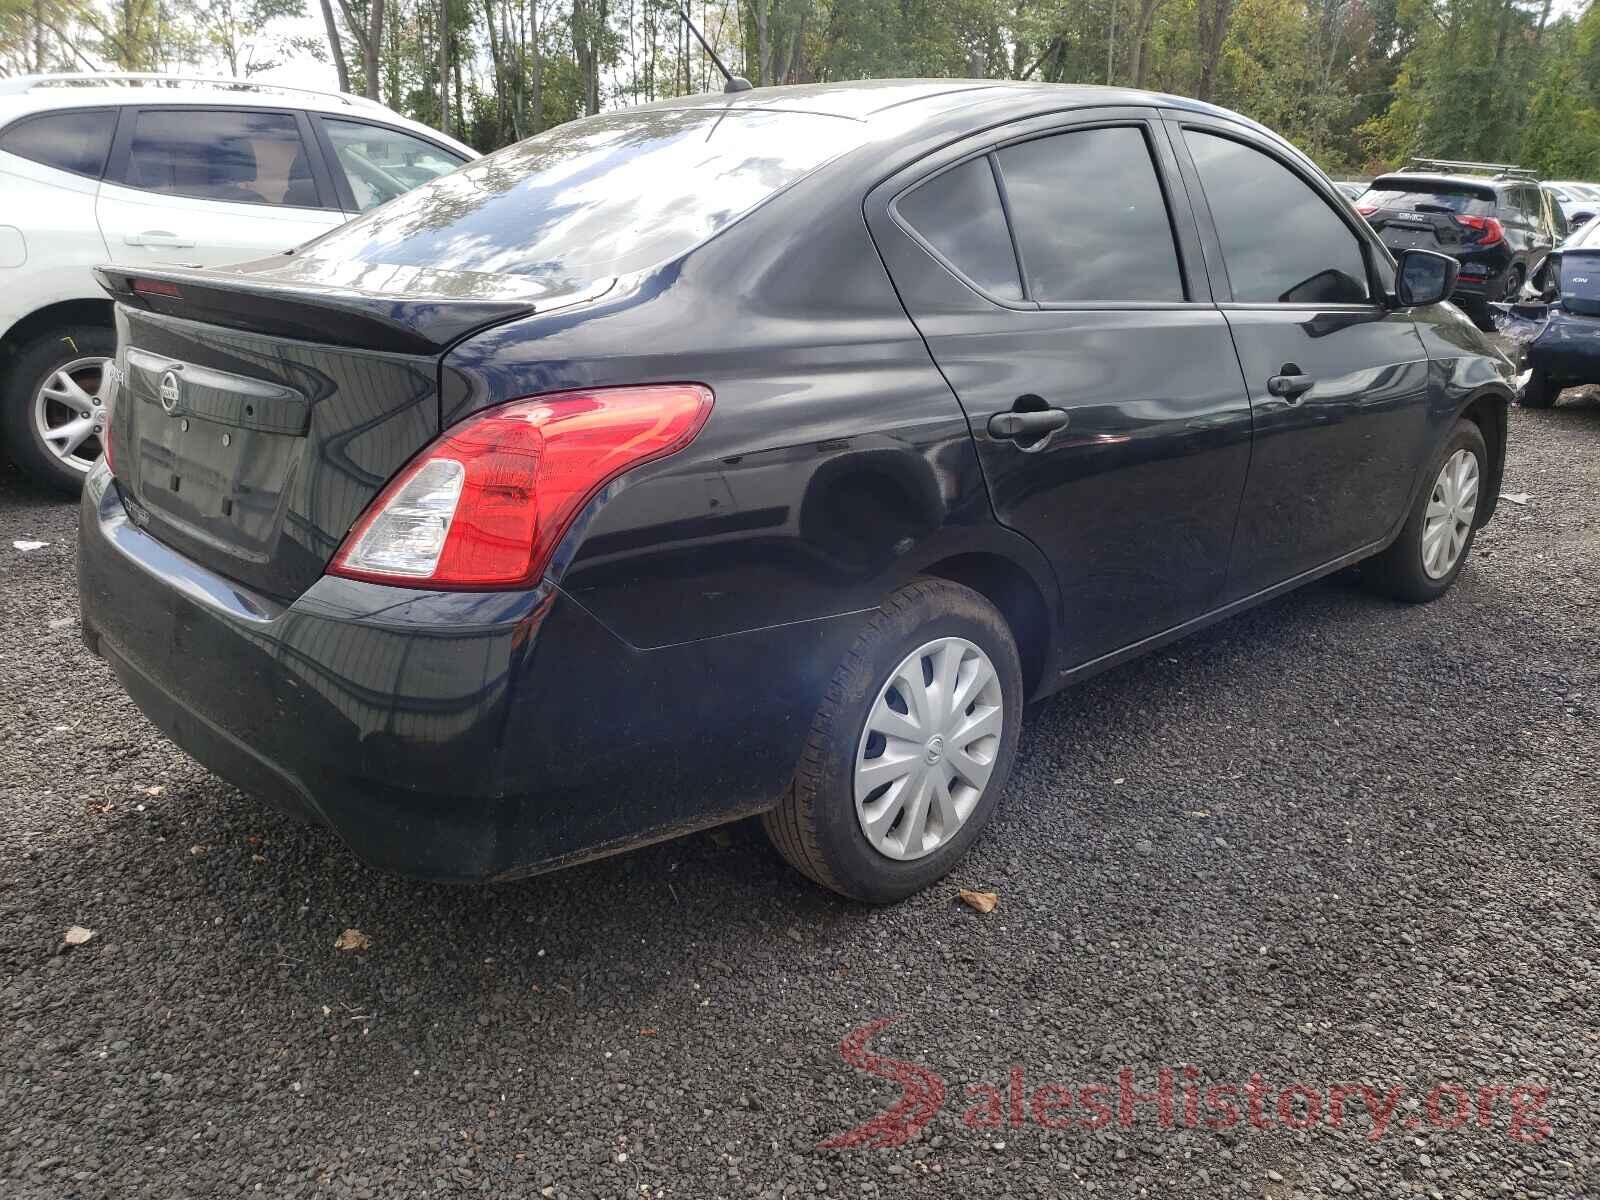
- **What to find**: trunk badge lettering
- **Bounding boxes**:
[159,369,182,415]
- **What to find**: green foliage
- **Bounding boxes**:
[3,0,1597,186]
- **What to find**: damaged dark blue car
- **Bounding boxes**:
[1504,214,1600,407]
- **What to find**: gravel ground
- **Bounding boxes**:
[2,394,1598,1200]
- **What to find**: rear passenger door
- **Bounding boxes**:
[867,109,1254,669]
[1165,116,1433,599]
[96,107,346,269]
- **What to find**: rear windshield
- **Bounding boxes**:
[1361,181,1494,215]
[299,107,866,290]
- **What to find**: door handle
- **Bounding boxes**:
[988,409,1070,440]
[1267,372,1315,401]
[125,230,196,248]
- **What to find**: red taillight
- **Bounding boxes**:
[1357,204,1378,216]
[1455,215,1505,247]
[131,278,183,298]
[329,384,714,589]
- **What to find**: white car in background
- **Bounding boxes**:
[1543,181,1600,229]
[0,73,476,490]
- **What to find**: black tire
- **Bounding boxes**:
[1362,418,1488,603]
[1520,367,1559,409]
[1502,263,1526,302]
[763,577,1024,903]
[1,324,115,494]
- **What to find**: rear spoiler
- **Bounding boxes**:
[94,263,602,356]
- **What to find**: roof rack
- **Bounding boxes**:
[1402,156,1538,181]
[0,72,390,113]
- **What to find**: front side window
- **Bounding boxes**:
[895,156,1023,301]
[1185,130,1370,305]
[0,109,116,178]
[323,119,465,212]
[995,126,1183,303]
[124,109,318,207]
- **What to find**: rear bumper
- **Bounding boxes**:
[1528,310,1600,382]
[78,464,862,882]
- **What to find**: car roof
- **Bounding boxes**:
[0,73,478,158]
[613,78,1266,124]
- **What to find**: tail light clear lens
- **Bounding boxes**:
[1455,215,1505,246]
[329,384,713,589]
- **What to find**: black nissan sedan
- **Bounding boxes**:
[78,82,1515,903]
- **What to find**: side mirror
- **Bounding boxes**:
[1393,248,1459,307]
[1571,211,1593,229]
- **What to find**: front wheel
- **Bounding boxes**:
[763,578,1024,903]
[1,325,115,493]
[1362,418,1487,603]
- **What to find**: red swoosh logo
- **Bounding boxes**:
[819,1017,947,1150]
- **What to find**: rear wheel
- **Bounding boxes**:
[2,325,114,493]
[1362,418,1487,603]
[763,578,1024,903]
[1502,263,1526,301]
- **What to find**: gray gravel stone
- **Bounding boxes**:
[2,394,1598,1198]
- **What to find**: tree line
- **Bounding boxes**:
[3,0,1598,176]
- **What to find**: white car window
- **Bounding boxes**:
[124,108,322,208]
[322,119,464,212]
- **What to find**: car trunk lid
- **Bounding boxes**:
[1558,250,1600,317]
[96,263,588,601]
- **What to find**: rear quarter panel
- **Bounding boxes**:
[442,165,1059,653]
[0,152,111,341]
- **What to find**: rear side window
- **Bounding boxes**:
[1185,131,1369,305]
[0,109,116,178]
[322,119,465,212]
[895,157,1023,301]
[995,126,1183,303]
[1361,183,1494,216]
[124,109,317,207]
[302,108,869,290]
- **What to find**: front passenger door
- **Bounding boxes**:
[1169,120,1434,600]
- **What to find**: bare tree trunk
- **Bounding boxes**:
[320,0,352,91]
[364,0,385,99]
[1129,0,1164,87]
[1195,0,1233,102]
[438,0,451,135]
[754,0,768,86]
[1106,0,1118,84]
[33,0,47,71]
[530,0,543,129]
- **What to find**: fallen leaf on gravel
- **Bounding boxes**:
[334,929,370,952]
[251,854,267,864]
[62,926,96,947]
[1500,492,1531,505]
[13,540,47,551]
[639,1027,658,1037]
[48,617,74,630]
[143,786,164,796]
[1113,777,1125,785]
[189,844,206,856]
[958,889,999,914]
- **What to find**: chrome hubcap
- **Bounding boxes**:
[33,356,110,474]
[854,636,1003,862]
[1422,447,1479,579]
